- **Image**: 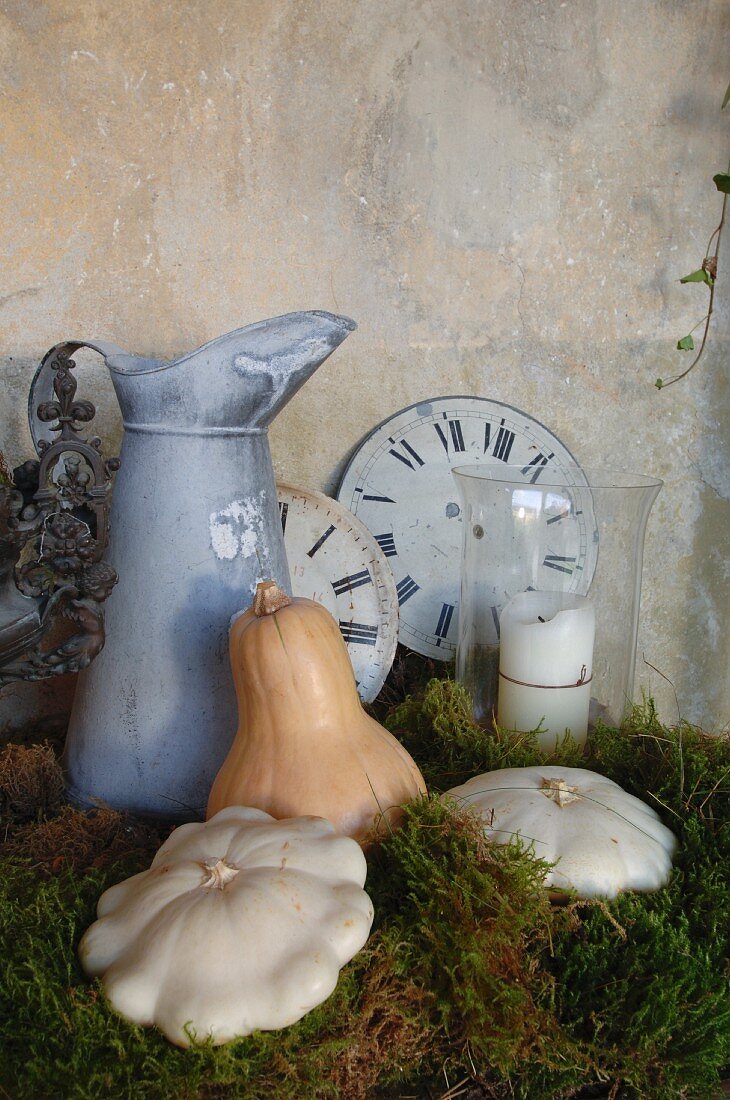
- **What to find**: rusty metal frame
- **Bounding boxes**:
[0,344,120,684]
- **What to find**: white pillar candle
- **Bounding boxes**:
[497,591,595,752]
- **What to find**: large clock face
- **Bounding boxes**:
[277,483,399,702]
[337,396,594,660]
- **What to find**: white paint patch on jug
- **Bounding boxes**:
[233,341,329,378]
[209,493,268,561]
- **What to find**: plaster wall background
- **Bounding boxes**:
[1,0,728,732]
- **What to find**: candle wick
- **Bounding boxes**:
[537,616,546,623]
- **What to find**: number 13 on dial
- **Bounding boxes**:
[336,396,594,661]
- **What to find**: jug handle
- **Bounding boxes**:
[27,340,126,451]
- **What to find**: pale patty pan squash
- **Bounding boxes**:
[446,766,676,899]
[78,806,374,1047]
[207,581,426,842]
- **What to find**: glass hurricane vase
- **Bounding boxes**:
[452,465,662,751]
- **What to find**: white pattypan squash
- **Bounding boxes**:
[78,806,374,1047]
[446,766,676,899]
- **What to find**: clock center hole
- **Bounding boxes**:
[445,502,460,519]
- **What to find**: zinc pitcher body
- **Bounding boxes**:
[29,311,356,817]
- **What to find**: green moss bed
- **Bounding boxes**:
[1,671,728,1099]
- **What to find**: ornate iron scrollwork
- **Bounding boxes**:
[0,344,120,685]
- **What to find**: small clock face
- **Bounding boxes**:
[277,483,399,702]
[337,396,594,660]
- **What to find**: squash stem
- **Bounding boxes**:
[253,580,291,654]
[253,581,292,617]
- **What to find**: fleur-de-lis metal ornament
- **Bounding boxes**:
[0,344,120,684]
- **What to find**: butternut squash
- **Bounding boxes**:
[207,581,426,842]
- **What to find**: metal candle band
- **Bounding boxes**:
[498,664,592,690]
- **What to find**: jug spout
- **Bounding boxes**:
[226,310,357,427]
[99,310,357,433]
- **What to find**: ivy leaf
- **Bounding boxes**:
[679,268,713,285]
[722,82,730,109]
[676,334,695,351]
[655,378,664,389]
[713,172,730,194]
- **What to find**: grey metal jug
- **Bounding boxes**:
[29,311,356,818]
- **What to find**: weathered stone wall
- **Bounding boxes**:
[1,0,728,731]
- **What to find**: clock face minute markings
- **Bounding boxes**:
[337,397,596,661]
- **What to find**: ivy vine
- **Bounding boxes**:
[656,83,730,389]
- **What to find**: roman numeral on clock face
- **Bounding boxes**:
[396,575,420,605]
[388,438,424,470]
[375,532,397,557]
[547,508,580,525]
[522,452,554,483]
[307,524,336,557]
[434,602,455,643]
[433,419,466,455]
[331,569,372,596]
[339,621,379,646]
[354,486,396,504]
[450,419,466,452]
[492,419,516,462]
[543,554,578,575]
